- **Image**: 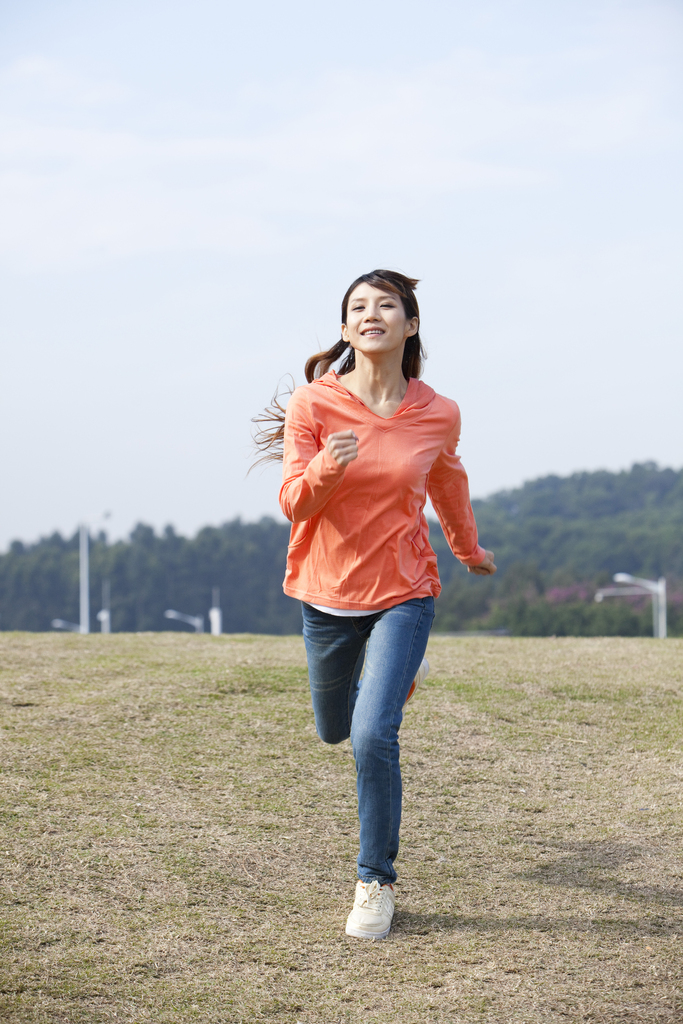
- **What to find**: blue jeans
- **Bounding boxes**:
[301,597,435,886]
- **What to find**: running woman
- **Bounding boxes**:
[253,269,496,939]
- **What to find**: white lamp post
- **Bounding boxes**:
[595,573,667,638]
[79,523,90,634]
[51,617,80,632]
[164,609,204,633]
[209,586,222,636]
[52,513,110,635]
[97,579,111,634]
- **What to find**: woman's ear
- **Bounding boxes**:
[341,324,350,343]
[406,317,419,338]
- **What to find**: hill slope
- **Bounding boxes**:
[1,463,680,635]
[431,462,683,635]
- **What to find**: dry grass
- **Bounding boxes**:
[1,633,682,1023]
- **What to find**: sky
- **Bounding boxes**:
[1,0,682,549]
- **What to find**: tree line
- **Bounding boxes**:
[1,462,680,636]
[432,461,683,635]
[0,520,301,635]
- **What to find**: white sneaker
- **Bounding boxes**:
[345,880,396,939]
[404,657,429,706]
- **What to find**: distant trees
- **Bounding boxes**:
[431,461,683,636]
[0,519,300,635]
[0,462,680,636]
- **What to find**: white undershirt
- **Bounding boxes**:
[309,603,385,617]
[308,595,425,615]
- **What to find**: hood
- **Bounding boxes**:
[311,371,436,416]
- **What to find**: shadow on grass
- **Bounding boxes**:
[511,840,683,908]
[393,912,678,937]
[393,841,683,937]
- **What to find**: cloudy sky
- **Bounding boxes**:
[1,0,681,548]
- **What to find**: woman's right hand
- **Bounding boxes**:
[326,430,359,467]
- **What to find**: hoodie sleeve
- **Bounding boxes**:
[279,388,347,523]
[427,405,486,566]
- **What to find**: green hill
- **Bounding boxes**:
[1,463,680,636]
[431,462,683,635]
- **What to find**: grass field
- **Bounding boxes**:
[1,633,682,1023]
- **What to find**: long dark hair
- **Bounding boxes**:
[252,270,424,466]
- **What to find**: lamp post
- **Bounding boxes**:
[97,580,111,634]
[52,513,110,635]
[79,523,89,634]
[209,586,222,636]
[51,618,80,632]
[164,609,204,633]
[595,573,667,638]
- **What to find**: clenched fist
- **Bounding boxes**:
[468,550,497,575]
[326,430,359,467]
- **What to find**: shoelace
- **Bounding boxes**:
[358,880,389,910]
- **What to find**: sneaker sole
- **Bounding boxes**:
[345,922,392,940]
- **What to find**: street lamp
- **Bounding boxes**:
[595,573,667,638]
[52,513,110,635]
[96,580,111,634]
[164,609,204,633]
[79,522,89,634]
[51,617,80,633]
[209,586,222,636]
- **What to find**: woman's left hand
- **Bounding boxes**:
[467,550,497,575]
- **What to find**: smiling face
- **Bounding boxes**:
[341,284,418,360]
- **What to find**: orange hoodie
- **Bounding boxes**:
[279,372,485,611]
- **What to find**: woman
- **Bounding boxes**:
[254,269,496,940]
